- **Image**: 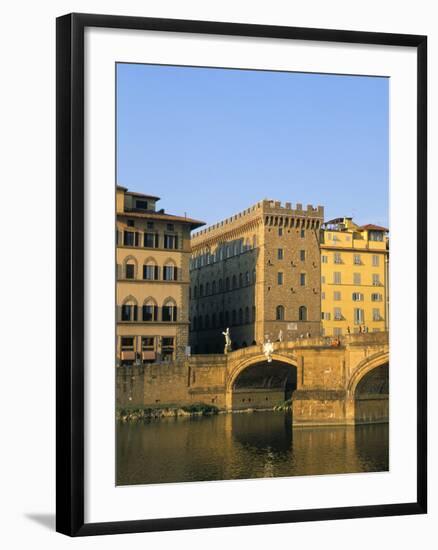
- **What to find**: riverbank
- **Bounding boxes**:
[116,403,220,422]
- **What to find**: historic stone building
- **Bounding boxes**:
[189,199,324,354]
[320,217,389,336]
[116,186,205,365]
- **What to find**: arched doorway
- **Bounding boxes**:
[231,359,297,410]
[354,363,389,424]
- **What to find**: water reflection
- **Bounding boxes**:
[116,411,388,486]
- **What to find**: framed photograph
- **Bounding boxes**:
[56,13,427,536]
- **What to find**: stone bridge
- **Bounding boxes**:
[117,332,389,425]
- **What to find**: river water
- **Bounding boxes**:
[117,411,388,486]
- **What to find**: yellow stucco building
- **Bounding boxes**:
[320,217,389,336]
[116,186,205,365]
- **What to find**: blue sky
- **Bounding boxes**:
[117,63,389,228]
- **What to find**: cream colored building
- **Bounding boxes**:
[189,199,324,353]
[320,217,389,336]
[116,186,204,365]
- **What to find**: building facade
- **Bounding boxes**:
[116,186,205,365]
[189,199,324,353]
[320,217,389,336]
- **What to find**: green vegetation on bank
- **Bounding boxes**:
[117,403,219,421]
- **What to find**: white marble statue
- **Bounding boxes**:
[222,327,232,354]
[263,337,274,363]
[278,329,283,343]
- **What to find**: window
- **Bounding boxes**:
[276,305,285,320]
[278,248,284,260]
[321,292,326,300]
[372,308,381,321]
[354,254,361,265]
[144,232,158,248]
[147,222,154,229]
[199,284,204,297]
[225,277,230,291]
[333,272,341,284]
[322,255,328,263]
[334,291,341,301]
[372,255,380,266]
[334,252,342,264]
[142,337,155,351]
[232,275,237,289]
[135,200,148,210]
[164,234,178,249]
[143,264,158,280]
[162,303,177,322]
[300,229,305,238]
[206,282,210,295]
[353,273,361,285]
[300,273,306,286]
[333,327,342,337]
[372,273,381,286]
[218,279,223,292]
[161,337,175,360]
[277,272,283,285]
[123,231,135,246]
[239,273,243,287]
[166,223,174,231]
[352,292,364,301]
[371,293,383,302]
[369,230,384,242]
[125,263,135,279]
[354,308,364,325]
[278,227,283,236]
[121,304,137,322]
[127,219,135,227]
[142,301,157,322]
[212,281,216,294]
[163,264,177,281]
[334,307,342,320]
[321,312,331,320]
[300,250,306,261]
[321,276,326,284]
[245,271,250,285]
[121,337,134,350]
[299,306,307,321]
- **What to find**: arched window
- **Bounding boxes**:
[163,259,177,281]
[124,256,137,280]
[142,297,158,322]
[232,275,237,289]
[276,305,285,320]
[299,305,307,321]
[225,277,230,291]
[199,284,204,297]
[218,279,223,292]
[212,280,216,294]
[143,257,158,280]
[206,282,210,295]
[194,286,198,298]
[239,273,243,287]
[121,296,138,321]
[162,298,177,322]
[238,308,243,325]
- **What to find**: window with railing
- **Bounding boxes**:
[371,293,383,302]
[354,308,364,325]
[161,337,175,360]
[352,292,364,301]
[354,254,362,265]
[372,308,382,321]
[334,252,342,264]
[372,274,381,286]
[334,307,343,320]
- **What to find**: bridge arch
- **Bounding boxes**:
[347,351,389,397]
[226,352,298,411]
[347,351,389,424]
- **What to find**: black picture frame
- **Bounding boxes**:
[56,12,427,537]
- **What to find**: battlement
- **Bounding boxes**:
[191,199,324,245]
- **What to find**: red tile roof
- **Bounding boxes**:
[358,224,389,232]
